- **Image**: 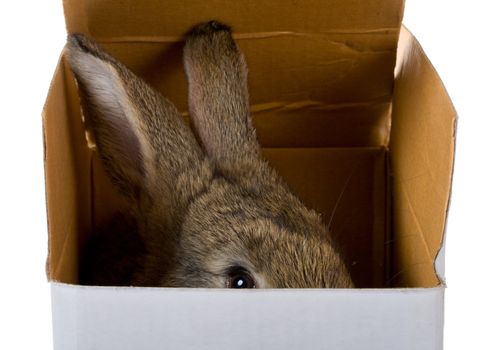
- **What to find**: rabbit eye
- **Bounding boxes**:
[226,266,256,289]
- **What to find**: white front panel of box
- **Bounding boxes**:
[51,283,444,350]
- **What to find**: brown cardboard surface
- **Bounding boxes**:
[63,0,404,38]
[43,59,92,284]
[263,148,387,287]
[61,0,405,148]
[88,38,396,148]
[90,36,396,147]
[389,28,456,287]
[253,102,392,147]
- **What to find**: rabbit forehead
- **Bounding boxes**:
[175,178,346,288]
[240,224,342,288]
[181,211,340,288]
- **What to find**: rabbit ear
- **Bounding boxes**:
[183,22,260,172]
[67,34,208,205]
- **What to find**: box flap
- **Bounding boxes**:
[63,0,405,39]
[61,0,405,148]
[389,27,457,287]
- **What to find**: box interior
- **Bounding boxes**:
[44,0,455,288]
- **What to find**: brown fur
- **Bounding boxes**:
[68,21,353,288]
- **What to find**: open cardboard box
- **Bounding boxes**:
[43,0,456,349]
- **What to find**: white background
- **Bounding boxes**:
[0,0,502,348]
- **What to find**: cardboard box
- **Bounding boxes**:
[43,0,456,348]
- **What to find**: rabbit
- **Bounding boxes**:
[68,20,354,288]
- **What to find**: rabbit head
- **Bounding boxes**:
[68,21,353,288]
